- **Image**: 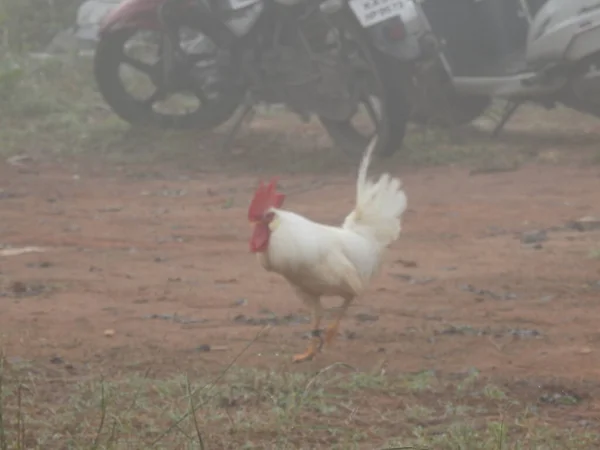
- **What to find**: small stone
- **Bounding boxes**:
[579,347,592,354]
[521,230,547,244]
[104,329,115,337]
[344,330,358,340]
[233,314,248,324]
[395,259,417,268]
[232,298,248,307]
[569,216,600,232]
[355,313,379,322]
[11,281,27,294]
[50,356,64,364]
[410,277,436,285]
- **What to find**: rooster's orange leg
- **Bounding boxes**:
[325,297,352,346]
[293,295,323,363]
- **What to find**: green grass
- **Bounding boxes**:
[0,54,128,158]
[0,0,80,52]
[1,354,598,450]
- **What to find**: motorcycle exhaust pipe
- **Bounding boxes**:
[452,73,567,98]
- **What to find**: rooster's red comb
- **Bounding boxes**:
[248,177,285,221]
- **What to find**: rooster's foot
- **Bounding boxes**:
[292,349,318,363]
[292,333,323,363]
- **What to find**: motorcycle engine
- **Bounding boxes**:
[257,14,361,121]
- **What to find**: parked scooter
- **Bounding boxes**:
[384,0,600,135]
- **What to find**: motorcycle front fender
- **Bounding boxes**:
[99,0,166,35]
[99,0,236,48]
[99,0,198,35]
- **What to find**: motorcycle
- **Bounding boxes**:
[393,0,600,135]
[93,0,416,157]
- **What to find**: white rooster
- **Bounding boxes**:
[247,139,407,363]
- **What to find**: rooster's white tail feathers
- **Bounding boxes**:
[342,137,407,248]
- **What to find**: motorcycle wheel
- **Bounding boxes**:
[94,28,243,130]
[318,13,411,158]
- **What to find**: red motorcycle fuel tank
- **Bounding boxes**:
[99,0,176,35]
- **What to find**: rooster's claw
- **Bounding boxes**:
[292,352,316,363]
[292,335,322,363]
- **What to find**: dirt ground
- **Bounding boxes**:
[1,109,600,442]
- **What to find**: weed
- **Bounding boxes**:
[1,352,598,449]
[404,404,435,422]
[483,384,507,401]
[457,368,480,394]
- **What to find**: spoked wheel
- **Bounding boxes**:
[318,14,410,158]
[94,27,243,130]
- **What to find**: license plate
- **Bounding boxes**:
[230,0,260,10]
[349,0,417,28]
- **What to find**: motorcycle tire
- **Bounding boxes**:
[318,12,411,159]
[94,28,243,130]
